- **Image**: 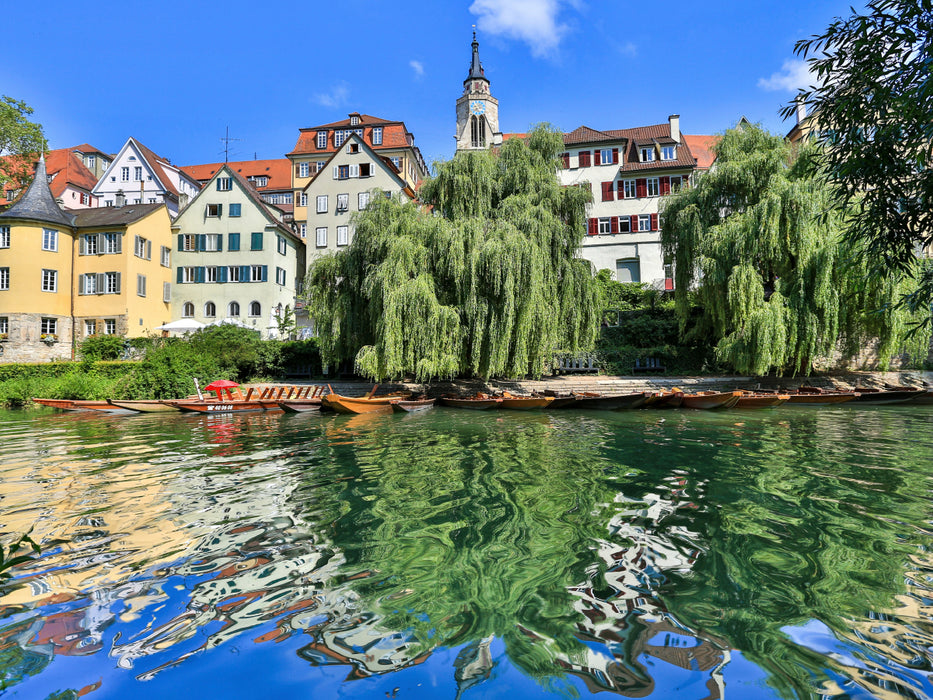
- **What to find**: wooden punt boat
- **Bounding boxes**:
[277,398,323,413]
[911,389,933,405]
[107,399,187,413]
[497,392,554,410]
[390,397,436,413]
[169,399,266,413]
[642,390,684,409]
[850,387,926,405]
[321,395,394,414]
[679,391,742,410]
[572,392,649,410]
[33,398,121,411]
[733,392,789,408]
[439,394,502,410]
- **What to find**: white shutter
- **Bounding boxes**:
[333,166,339,179]
[349,164,359,178]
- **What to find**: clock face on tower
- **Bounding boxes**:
[470,100,486,115]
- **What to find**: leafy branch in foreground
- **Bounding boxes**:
[0,530,40,583]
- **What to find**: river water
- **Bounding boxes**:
[1,405,933,699]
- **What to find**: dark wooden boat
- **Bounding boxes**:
[642,390,684,409]
[390,397,436,413]
[572,392,649,410]
[33,398,120,411]
[498,392,554,410]
[277,398,323,413]
[734,392,789,408]
[850,386,926,405]
[439,394,502,410]
[680,391,742,410]
[911,389,933,405]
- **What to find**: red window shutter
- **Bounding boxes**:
[561,153,570,169]
[636,178,647,198]
[660,176,671,195]
[295,164,300,176]
[610,216,619,234]
[651,213,659,231]
[601,181,614,201]
[612,148,619,164]
[587,218,598,236]
[594,149,602,166]
[630,215,638,231]
[579,151,591,167]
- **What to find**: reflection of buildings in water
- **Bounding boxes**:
[454,636,494,699]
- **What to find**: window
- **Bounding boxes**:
[298,192,307,207]
[204,234,222,252]
[103,233,121,253]
[228,301,240,317]
[163,282,171,302]
[134,166,143,181]
[646,177,660,197]
[316,227,327,247]
[102,319,115,335]
[316,161,326,173]
[79,234,97,255]
[204,301,216,318]
[372,127,383,145]
[206,203,222,217]
[160,246,171,267]
[249,265,265,282]
[182,234,197,251]
[137,274,146,297]
[347,142,360,154]
[182,267,197,283]
[470,115,486,148]
[228,266,241,282]
[134,235,152,259]
[81,273,97,295]
[359,163,373,178]
[670,175,683,193]
[359,192,370,210]
[334,130,347,148]
[0,226,8,247]
[299,223,307,238]
[217,177,232,191]
[316,195,328,213]
[578,151,591,168]
[205,266,218,283]
[277,236,287,255]
[41,318,57,335]
[249,301,261,317]
[337,226,349,246]
[640,147,655,162]
[336,193,349,211]
[619,216,631,233]
[42,229,58,252]
[42,269,57,292]
[623,179,636,199]
[121,167,130,181]
[661,146,676,161]
[149,198,156,204]
[229,203,241,217]
[253,176,267,187]
[228,233,240,251]
[617,257,641,283]
[638,214,651,232]
[250,232,263,251]
[597,218,612,234]
[105,271,121,294]
[600,148,614,164]
[275,267,286,285]
[0,267,8,290]
[316,131,327,149]
[337,165,350,180]
[80,192,90,205]
[85,320,96,336]
[182,302,194,317]
[390,156,401,171]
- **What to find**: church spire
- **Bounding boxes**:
[466,29,485,82]
[0,153,73,228]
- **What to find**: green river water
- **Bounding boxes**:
[1,404,932,699]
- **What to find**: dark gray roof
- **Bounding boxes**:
[0,155,74,228]
[70,203,164,228]
[465,32,487,82]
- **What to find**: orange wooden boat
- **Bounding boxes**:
[33,398,120,411]
[390,397,436,413]
[642,389,684,409]
[439,394,502,410]
[679,391,742,410]
[497,392,554,410]
[734,391,789,408]
[320,385,412,414]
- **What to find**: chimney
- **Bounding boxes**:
[668,114,681,143]
[795,95,807,125]
[115,189,125,208]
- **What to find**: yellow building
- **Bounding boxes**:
[0,157,174,362]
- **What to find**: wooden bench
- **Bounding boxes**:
[633,357,666,373]
[555,357,599,374]
[284,364,313,379]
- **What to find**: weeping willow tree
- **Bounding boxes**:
[661,123,929,375]
[304,124,599,381]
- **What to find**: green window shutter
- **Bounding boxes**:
[197,234,206,251]
[261,265,268,282]
[218,266,227,283]
[197,267,205,283]
[251,232,263,250]
[217,236,223,252]
[229,233,240,251]
[178,234,185,250]
[240,265,249,282]
[218,204,223,217]
[177,267,183,283]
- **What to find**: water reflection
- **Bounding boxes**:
[0,407,932,698]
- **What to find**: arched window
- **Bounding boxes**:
[249,301,261,317]
[471,115,486,148]
[182,302,194,318]
[204,301,216,318]
[228,301,240,317]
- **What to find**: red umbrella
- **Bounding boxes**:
[204,380,239,391]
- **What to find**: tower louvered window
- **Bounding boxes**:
[471,116,486,148]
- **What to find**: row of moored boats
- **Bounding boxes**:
[31,384,933,415]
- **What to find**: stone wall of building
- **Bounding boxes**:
[0,313,73,363]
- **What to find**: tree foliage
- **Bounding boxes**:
[661,124,929,375]
[785,0,933,314]
[0,96,46,191]
[303,124,599,381]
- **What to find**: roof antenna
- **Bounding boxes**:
[220,127,241,163]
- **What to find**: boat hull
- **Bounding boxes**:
[107,399,184,413]
[439,397,501,410]
[170,401,266,413]
[734,394,789,408]
[851,389,925,405]
[277,399,323,413]
[680,392,742,410]
[573,393,648,410]
[321,394,396,414]
[498,397,554,410]
[390,398,436,413]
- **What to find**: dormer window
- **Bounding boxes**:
[350,115,360,126]
[661,146,676,161]
[640,147,656,163]
[372,127,383,145]
[316,131,327,149]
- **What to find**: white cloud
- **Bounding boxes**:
[313,82,350,108]
[758,59,817,92]
[469,0,570,58]
[410,60,425,78]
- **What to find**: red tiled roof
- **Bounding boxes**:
[71,144,111,157]
[180,158,292,191]
[0,147,98,206]
[682,134,718,170]
[562,123,697,173]
[288,116,413,156]
[562,126,618,145]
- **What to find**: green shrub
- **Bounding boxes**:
[78,335,125,361]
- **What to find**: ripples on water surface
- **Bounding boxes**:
[2,406,933,698]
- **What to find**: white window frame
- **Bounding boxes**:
[646,177,660,197]
[204,301,217,318]
[205,266,218,283]
[298,192,308,207]
[41,269,57,292]
[85,320,96,336]
[163,282,171,303]
[316,195,328,213]
[228,301,240,317]
[275,267,286,286]
[0,226,9,248]
[42,229,58,252]
[670,175,683,192]
[0,317,6,335]
[105,271,120,294]
[638,214,651,232]
[161,246,171,267]
[640,147,655,162]
[103,233,120,254]
[137,274,146,297]
[277,236,287,255]
[182,302,194,317]
[104,319,116,335]
[598,218,612,235]
[600,148,613,163]
[249,265,264,282]
[121,167,130,181]
[182,267,197,283]
[0,267,8,291]
[299,223,307,238]
[299,161,310,178]
[249,301,261,317]
[372,127,383,145]
[134,166,143,181]
[358,192,370,210]
[336,193,349,212]
[41,317,57,335]
[316,131,327,149]
[82,273,97,295]
[205,203,222,217]
[228,266,241,282]
[337,226,349,247]
[315,227,327,248]
[623,180,637,199]
[204,234,221,252]
[217,177,232,191]
[661,146,676,161]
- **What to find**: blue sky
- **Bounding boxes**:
[7,0,857,171]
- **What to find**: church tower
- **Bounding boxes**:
[455,32,502,151]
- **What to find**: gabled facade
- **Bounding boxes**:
[287,112,427,236]
[0,157,174,362]
[557,116,703,288]
[181,158,294,219]
[455,32,502,152]
[302,132,415,259]
[171,165,305,338]
[93,138,200,217]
